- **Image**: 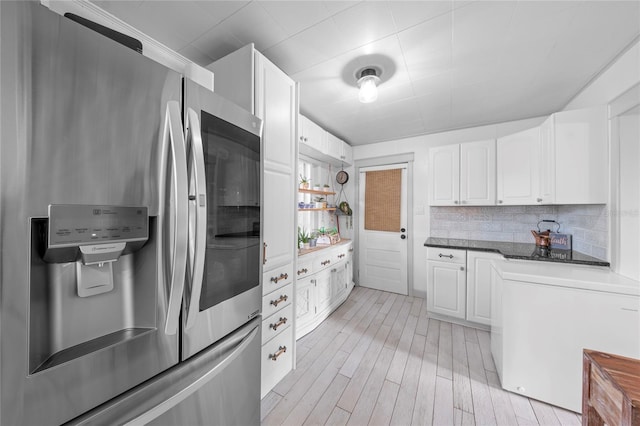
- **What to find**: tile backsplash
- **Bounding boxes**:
[430,204,608,259]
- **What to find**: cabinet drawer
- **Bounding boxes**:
[314,253,334,271]
[262,283,292,319]
[263,263,293,295]
[261,326,293,397]
[262,304,293,345]
[427,247,466,264]
[295,260,313,279]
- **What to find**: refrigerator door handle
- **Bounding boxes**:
[160,101,189,335]
[184,108,207,330]
[123,322,259,425]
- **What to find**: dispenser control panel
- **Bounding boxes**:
[48,205,148,248]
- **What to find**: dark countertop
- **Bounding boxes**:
[424,237,610,267]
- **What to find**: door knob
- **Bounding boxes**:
[401,228,406,232]
[401,235,406,239]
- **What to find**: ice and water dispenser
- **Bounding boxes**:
[29,205,157,374]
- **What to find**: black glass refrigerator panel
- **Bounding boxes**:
[200,111,260,311]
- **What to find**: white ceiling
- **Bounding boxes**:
[93,0,640,145]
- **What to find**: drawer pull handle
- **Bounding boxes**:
[321,260,331,266]
[297,268,308,275]
[438,253,454,259]
[338,254,345,259]
[348,248,353,252]
[269,317,288,331]
[270,273,288,283]
[270,295,288,307]
[269,346,287,361]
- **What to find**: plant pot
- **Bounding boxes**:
[303,242,310,249]
[300,182,309,189]
[309,238,317,248]
[313,185,321,191]
[315,202,324,208]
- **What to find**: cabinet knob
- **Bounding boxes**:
[454,200,459,204]
[460,266,465,271]
[498,200,503,204]
[536,197,543,203]
[299,136,304,141]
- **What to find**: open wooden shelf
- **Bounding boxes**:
[298,207,337,212]
[298,188,336,196]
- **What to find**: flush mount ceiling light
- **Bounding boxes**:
[357,67,381,104]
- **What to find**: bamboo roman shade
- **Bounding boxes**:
[364,168,401,232]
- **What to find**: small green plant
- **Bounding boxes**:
[297,226,310,245]
[314,196,325,202]
[299,175,310,187]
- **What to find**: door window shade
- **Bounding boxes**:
[364,169,401,232]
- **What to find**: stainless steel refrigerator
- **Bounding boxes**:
[0,2,263,424]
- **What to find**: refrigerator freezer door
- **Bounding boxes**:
[68,318,261,426]
[0,3,181,424]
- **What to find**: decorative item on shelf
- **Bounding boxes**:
[327,227,340,244]
[298,201,305,209]
[334,168,353,230]
[298,226,310,249]
[315,227,331,245]
[299,175,310,189]
[314,197,327,209]
[323,184,331,193]
[309,232,318,248]
[312,185,321,191]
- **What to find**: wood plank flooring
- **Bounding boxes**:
[261,287,582,426]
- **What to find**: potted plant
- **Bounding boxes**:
[323,184,331,192]
[327,227,340,244]
[299,175,310,189]
[309,231,318,248]
[314,197,326,208]
[297,226,310,249]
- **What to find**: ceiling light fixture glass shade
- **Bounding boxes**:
[357,68,381,104]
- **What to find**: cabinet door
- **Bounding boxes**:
[427,260,466,319]
[538,116,555,204]
[326,132,342,162]
[342,142,353,166]
[255,53,296,271]
[255,53,296,174]
[496,127,541,205]
[460,139,496,205]
[295,276,315,334]
[466,252,503,326]
[429,144,460,206]
[299,115,327,154]
[553,106,607,204]
[315,268,332,315]
[330,261,347,303]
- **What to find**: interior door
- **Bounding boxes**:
[358,164,408,295]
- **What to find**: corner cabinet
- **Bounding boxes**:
[207,44,297,399]
[429,139,496,206]
[295,241,354,339]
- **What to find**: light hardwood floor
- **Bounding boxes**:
[261,286,582,426]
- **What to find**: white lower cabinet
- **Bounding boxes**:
[295,241,354,339]
[466,251,503,326]
[427,248,467,319]
[261,325,293,397]
[261,265,294,398]
[427,247,502,326]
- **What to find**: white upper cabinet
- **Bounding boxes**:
[542,106,608,205]
[299,115,352,166]
[496,127,541,205]
[299,115,327,154]
[429,139,496,206]
[429,145,460,206]
[460,139,496,205]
